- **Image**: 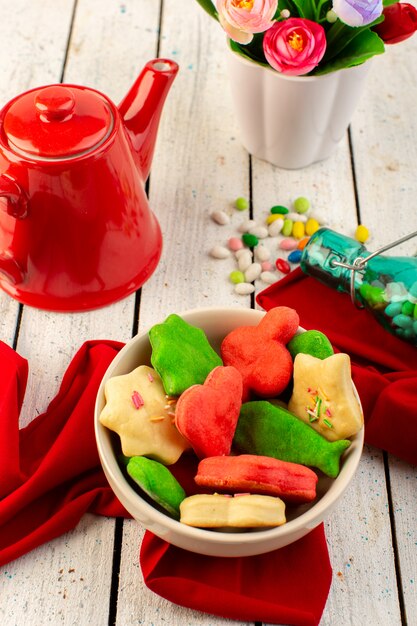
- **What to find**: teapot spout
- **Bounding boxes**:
[118,59,179,181]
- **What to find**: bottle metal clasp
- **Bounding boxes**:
[330,230,417,308]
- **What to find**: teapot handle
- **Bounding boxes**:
[0,174,28,219]
[0,175,27,285]
[0,253,24,285]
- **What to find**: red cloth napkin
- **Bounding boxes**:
[0,340,128,566]
[257,268,417,466]
[140,525,332,626]
[0,336,332,625]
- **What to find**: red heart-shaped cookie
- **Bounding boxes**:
[221,306,299,401]
[175,366,243,458]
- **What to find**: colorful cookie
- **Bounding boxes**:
[195,454,318,503]
[288,353,363,441]
[175,366,243,458]
[149,314,222,396]
[99,365,189,464]
[180,493,286,528]
[221,306,299,401]
[126,456,186,519]
[287,329,334,360]
[233,401,351,478]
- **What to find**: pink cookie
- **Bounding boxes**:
[175,366,243,458]
[195,454,318,503]
[221,306,299,401]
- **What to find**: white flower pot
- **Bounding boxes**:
[226,42,371,169]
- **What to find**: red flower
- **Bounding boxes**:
[373,2,417,44]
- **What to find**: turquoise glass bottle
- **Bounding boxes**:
[300,228,417,345]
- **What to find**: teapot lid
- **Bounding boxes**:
[3,85,113,159]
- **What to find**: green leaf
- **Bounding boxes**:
[230,33,269,66]
[383,0,399,6]
[277,0,301,17]
[322,15,384,63]
[194,0,218,21]
[314,30,385,75]
[291,0,316,20]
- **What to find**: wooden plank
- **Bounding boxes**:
[349,9,417,624]
[1,1,161,625]
[116,1,252,624]
[388,456,417,626]
[321,447,402,625]
[0,0,77,347]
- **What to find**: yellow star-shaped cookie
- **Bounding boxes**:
[99,365,189,464]
[288,353,363,442]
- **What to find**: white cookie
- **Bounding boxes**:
[99,365,189,464]
[288,353,363,442]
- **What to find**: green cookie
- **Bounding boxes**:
[288,330,334,360]
[234,401,350,478]
[126,456,186,519]
[149,314,222,395]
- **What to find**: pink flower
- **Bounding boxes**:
[216,0,278,45]
[263,18,327,76]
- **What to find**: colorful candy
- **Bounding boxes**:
[293,197,310,213]
[355,224,370,243]
[275,258,291,274]
[288,249,302,263]
[235,197,249,211]
[242,233,259,247]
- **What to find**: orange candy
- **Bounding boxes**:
[297,236,310,251]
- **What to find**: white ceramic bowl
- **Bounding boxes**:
[94,307,364,557]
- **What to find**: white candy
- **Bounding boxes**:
[238,219,256,233]
[210,210,230,225]
[235,282,255,295]
[244,262,262,283]
[255,245,271,262]
[248,225,269,239]
[260,271,278,285]
[209,245,231,259]
[235,248,251,260]
[286,212,307,223]
[238,249,253,272]
[268,219,284,237]
[309,211,326,225]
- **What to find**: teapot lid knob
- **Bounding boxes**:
[3,84,114,159]
[35,87,76,122]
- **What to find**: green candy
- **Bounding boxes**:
[149,314,222,396]
[235,197,249,211]
[359,283,385,306]
[293,197,310,214]
[127,456,186,519]
[234,401,351,478]
[288,330,334,360]
[242,233,259,247]
[270,205,289,215]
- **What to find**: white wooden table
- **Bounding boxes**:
[1,1,416,625]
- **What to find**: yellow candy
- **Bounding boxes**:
[355,224,370,243]
[266,214,284,225]
[292,221,305,239]
[305,218,320,236]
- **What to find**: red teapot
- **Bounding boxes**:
[0,58,178,311]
